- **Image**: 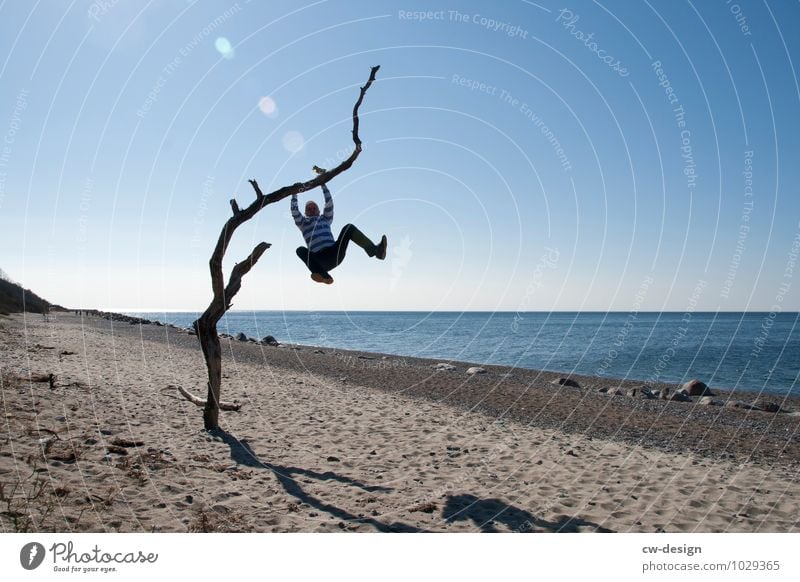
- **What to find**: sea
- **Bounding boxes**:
[127,311,800,397]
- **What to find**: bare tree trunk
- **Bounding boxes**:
[196,314,223,429]
[179,66,380,430]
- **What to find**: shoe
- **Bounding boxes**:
[311,272,334,284]
[375,235,388,260]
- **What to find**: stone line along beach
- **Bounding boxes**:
[1,311,799,533]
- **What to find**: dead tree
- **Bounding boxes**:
[177,66,380,430]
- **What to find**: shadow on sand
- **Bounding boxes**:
[442,493,614,532]
[211,430,613,533]
[210,428,421,532]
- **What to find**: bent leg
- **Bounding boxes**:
[295,246,310,270]
[296,246,329,277]
[332,223,377,267]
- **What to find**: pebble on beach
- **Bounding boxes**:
[552,378,580,388]
[683,379,714,397]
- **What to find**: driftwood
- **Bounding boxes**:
[178,66,380,430]
[173,385,241,411]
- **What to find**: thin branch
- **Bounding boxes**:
[248,179,264,199]
[260,65,381,206]
[223,242,271,309]
[351,64,378,149]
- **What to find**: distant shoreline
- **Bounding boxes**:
[111,309,800,397]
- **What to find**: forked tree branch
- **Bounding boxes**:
[224,241,271,310]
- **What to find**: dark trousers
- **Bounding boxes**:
[296,223,376,276]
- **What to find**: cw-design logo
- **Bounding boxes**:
[20,542,46,570]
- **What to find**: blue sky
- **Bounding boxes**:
[1,0,798,312]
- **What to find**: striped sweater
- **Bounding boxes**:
[291,185,335,252]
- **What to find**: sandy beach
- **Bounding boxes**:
[1,311,799,533]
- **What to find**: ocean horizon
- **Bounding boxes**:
[125,310,800,397]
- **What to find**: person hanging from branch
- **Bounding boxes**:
[178,65,380,430]
[291,165,387,284]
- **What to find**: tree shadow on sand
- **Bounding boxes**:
[209,428,422,532]
[443,494,614,533]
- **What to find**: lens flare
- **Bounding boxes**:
[214,37,234,59]
[258,96,277,117]
[282,131,305,153]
